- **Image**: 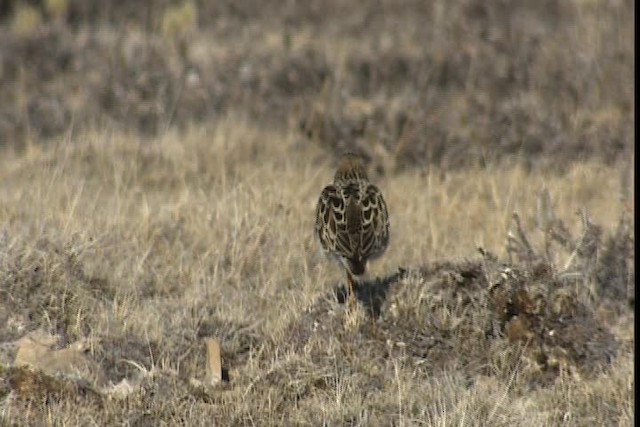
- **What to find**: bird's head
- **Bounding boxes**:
[334,152,368,182]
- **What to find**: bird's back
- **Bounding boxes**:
[315,163,389,276]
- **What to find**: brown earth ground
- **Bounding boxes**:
[0,0,635,425]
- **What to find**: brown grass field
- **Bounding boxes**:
[0,0,635,425]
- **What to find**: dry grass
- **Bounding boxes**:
[0,120,633,425]
[0,0,634,424]
[0,0,633,167]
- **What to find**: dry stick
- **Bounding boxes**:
[561,209,595,277]
[537,188,554,263]
[512,212,535,259]
[205,338,222,385]
[478,246,500,291]
[507,212,535,264]
[548,222,575,252]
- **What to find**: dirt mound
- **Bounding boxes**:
[282,257,619,391]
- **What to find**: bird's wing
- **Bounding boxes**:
[359,183,390,259]
[315,184,353,259]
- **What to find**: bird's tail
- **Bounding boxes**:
[347,257,366,276]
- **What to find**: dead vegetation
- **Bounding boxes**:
[0,0,635,425]
[0,0,634,170]
[0,124,634,425]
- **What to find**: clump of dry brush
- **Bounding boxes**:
[479,183,634,381]
[505,183,634,306]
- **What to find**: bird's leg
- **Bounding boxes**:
[347,271,356,311]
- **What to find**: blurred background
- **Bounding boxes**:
[0,0,634,169]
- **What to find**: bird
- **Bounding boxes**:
[314,152,390,310]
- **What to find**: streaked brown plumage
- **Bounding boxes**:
[315,153,390,309]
